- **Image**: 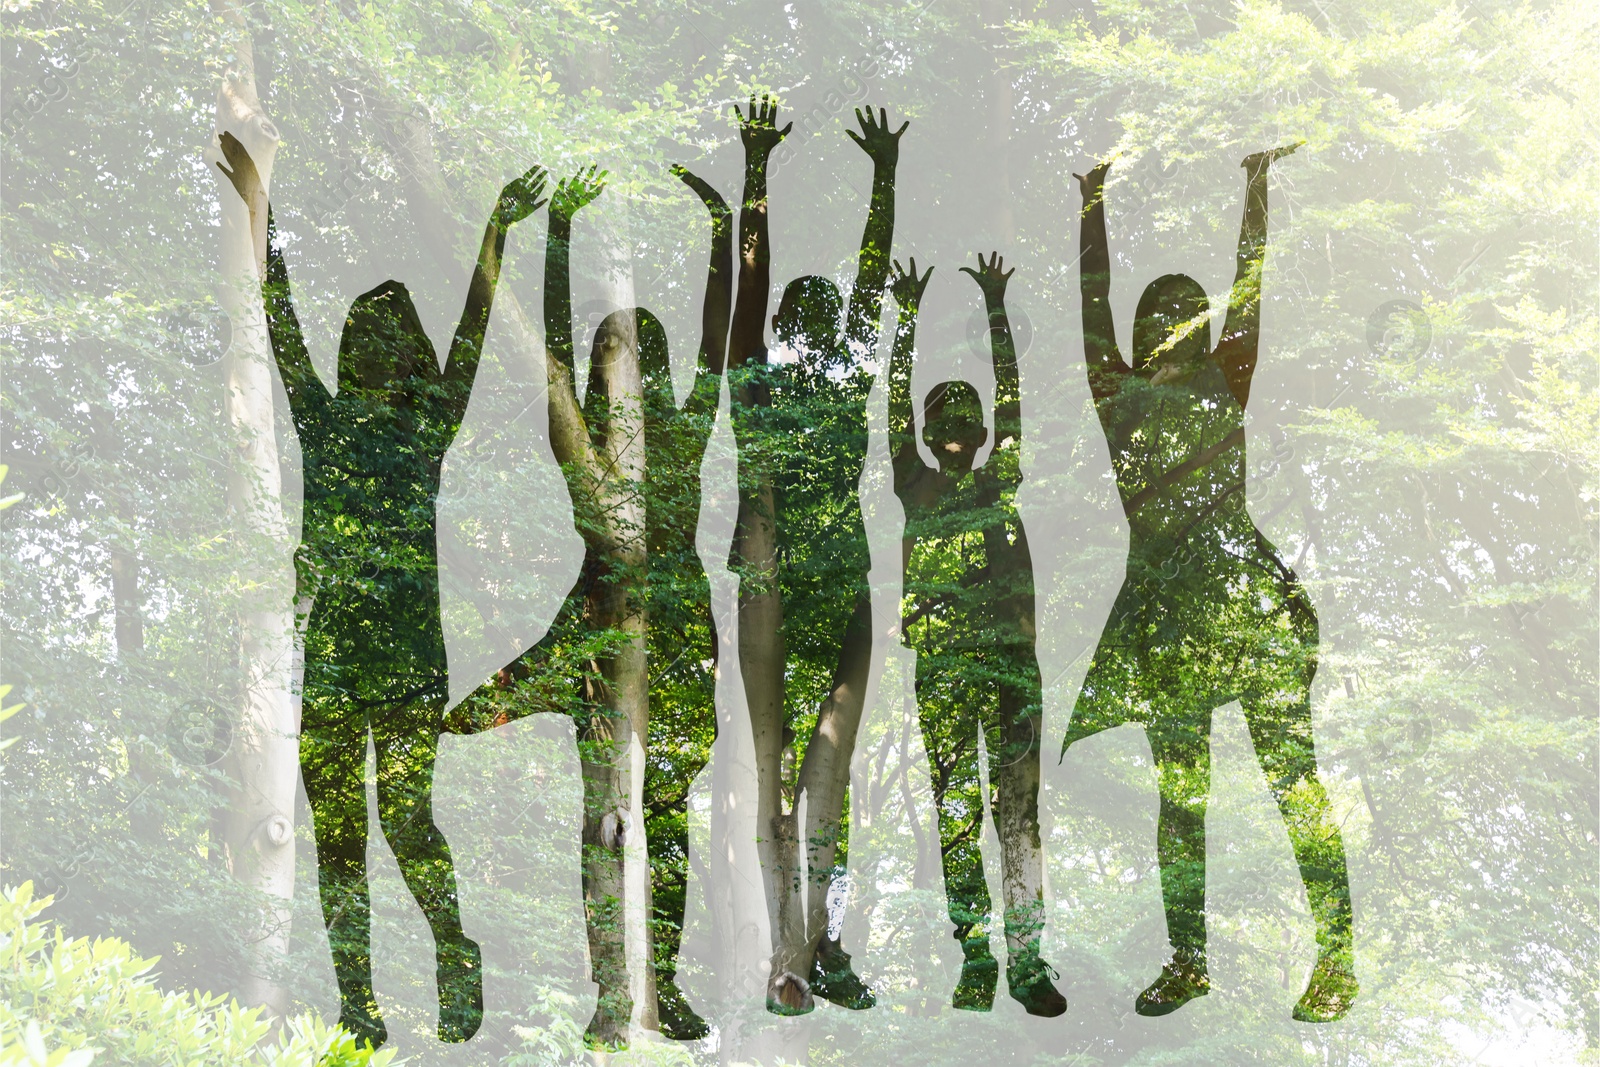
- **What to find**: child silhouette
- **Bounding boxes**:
[887,253,1067,1017]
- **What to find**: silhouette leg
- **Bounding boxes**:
[804,593,876,1012]
[1242,689,1357,1022]
[1137,716,1214,1016]
[647,754,711,1039]
[373,709,481,1043]
[917,661,997,1010]
[646,582,717,1037]
[943,815,996,1011]
[992,661,1066,1017]
[301,701,386,1047]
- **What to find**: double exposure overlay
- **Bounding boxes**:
[2,1,1594,1065]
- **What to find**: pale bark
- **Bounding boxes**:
[376,96,653,1042]
[209,0,296,1018]
[794,597,874,971]
[593,220,658,1038]
[725,110,895,1010]
[730,479,794,987]
[569,244,652,1045]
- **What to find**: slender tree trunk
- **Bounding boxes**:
[210,0,296,1019]
[593,214,659,1038]
[978,0,1051,963]
[795,597,874,971]
[377,94,654,1042]
[109,534,143,655]
[734,477,879,1003]
[731,462,799,999]
[577,233,654,1043]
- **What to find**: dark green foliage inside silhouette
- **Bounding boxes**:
[1065,149,1356,1023]
[452,164,731,1041]
[214,131,547,1049]
[888,254,1067,1018]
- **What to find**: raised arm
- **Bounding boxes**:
[1214,142,1300,409]
[842,107,908,361]
[887,258,935,496]
[672,164,733,419]
[961,252,1021,459]
[728,97,790,375]
[214,132,329,424]
[1074,162,1128,401]
[440,164,548,420]
[543,166,607,469]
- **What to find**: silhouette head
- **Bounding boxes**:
[772,275,844,367]
[338,280,437,397]
[922,380,988,476]
[1132,274,1211,380]
[583,308,669,446]
[587,306,667,392]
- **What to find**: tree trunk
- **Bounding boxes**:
[730,455,800,998]
[576,222,654,1044]
[731,468,879,1006]
[210,0,296,1020]
[599,217,659,1040]
[375,95,654,1042]
[795,596,874,972]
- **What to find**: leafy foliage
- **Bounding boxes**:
[0,883,396,1066]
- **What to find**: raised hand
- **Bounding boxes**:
[1241,140,1303,174]
[959,251,1014,304]
[493,164,549,229]
[672,163,727,213]
[890,258,934,310]
[550,164,608,220]
[213,130,262,203]
[735,95,792,156]
[845,106,909,168]
[1073,160,1113,201]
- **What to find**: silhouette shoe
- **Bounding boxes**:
[810,937,876,1010]
[1135,949,1210,1016]
[437,935,484,1042]
[1007,949,1067,1017]
[656,974,711,1040]
[1292,954,1358,1022]
[951,935,998,1011]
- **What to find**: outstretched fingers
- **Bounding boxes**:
[738,93,779,124]
[552,164,607,216]
[736,95,790,150]
[958,251,1014,290]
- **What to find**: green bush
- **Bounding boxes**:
[0,883,397,1066]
